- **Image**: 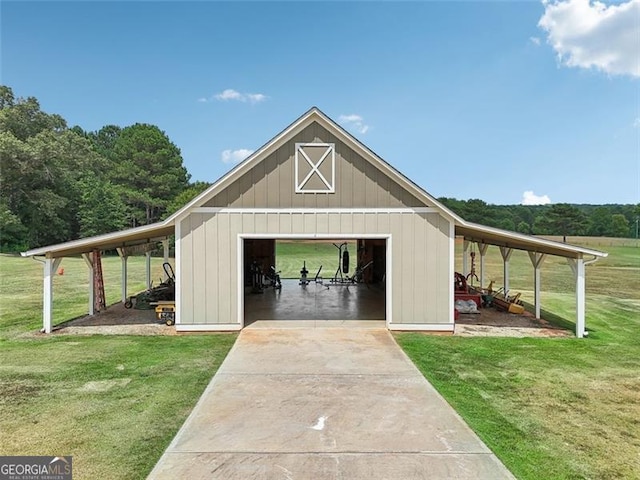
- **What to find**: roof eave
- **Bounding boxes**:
[21,220,175,258]
[457,221,608,258]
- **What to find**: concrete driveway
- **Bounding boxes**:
[148,323,515,479]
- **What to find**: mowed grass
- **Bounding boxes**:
[1,238,638,479]
[0,254,236,479]
[0,255,165,336]
[397,237,640,480]
[275,240,357,279]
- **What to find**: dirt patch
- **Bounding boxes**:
[0,380,41,405]
[455,307,572,338]
[78,378,131,392]
[50,302,176,336]
[67,302,158,326]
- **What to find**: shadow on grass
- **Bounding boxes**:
[521,301,576,332]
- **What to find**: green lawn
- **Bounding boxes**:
[0,254,236,479]
[275,240,357,279]
[1,238,638,479]
[397,238,640,480]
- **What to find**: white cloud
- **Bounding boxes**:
[538,0,640,77]
[215,89,243,101]
[522,191,552,205]
[338,114,370,134]
[221,148,253,164]
[633,117,640,128]
[246,93,267,103]
[529,36,541,46]
[213,89,268,104]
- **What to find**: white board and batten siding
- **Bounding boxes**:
[176,120,455,331]
[178,211,452,329]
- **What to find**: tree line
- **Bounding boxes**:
[0,86,209,252]
[438,198,639,239]
[1,85,638,252]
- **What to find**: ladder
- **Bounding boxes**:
[92,249,106,312]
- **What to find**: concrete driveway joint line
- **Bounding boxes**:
[149,326,515,479]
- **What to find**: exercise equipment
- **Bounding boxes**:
[250,260,264,294]
[330,242,373,286]
[266,266,282,290]
[331,243,350,284]
[314,265,323,284]
[299,261,324,287]
[299,261,310,285]
[351,260,373,283]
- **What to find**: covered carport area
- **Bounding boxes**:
[455,221,608,338]
[22,221,175,333]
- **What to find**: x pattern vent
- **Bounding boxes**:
[295,143,335,193]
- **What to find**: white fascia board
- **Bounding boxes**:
[191,207,439,215]
[388,323,455,332]
[458,221,608,258]
[240,233,392,240]
[22,220,174,257]
[176,324,242,332]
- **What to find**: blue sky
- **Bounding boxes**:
[2,0,638,205]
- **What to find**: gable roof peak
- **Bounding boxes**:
[164,107,462,224]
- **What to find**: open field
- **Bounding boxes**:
[275,240,357,279]
[399,237,640,479]
[0,254,168,337]
[0,254,236,479]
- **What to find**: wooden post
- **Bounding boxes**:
[82,253,95,316]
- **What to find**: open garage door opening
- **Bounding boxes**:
[243,238,387,326]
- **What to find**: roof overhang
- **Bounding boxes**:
[22,221,175,258]
[456,221,608,259]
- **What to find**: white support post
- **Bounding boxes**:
[572,257,586,338]
[528,252,546,319]
[82,253,95,316]
[174,222,181,325]
[163,239,170,281]
[43,257,63,334]
[145,251,152,290]
[478,242,489,289]
[117,248,128,303]
[499,246,513,295]
[462,239,469,276]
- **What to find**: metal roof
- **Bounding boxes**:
[456,222,607,259]
[22,221,174,258]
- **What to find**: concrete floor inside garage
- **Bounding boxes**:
[244,279,386,325]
